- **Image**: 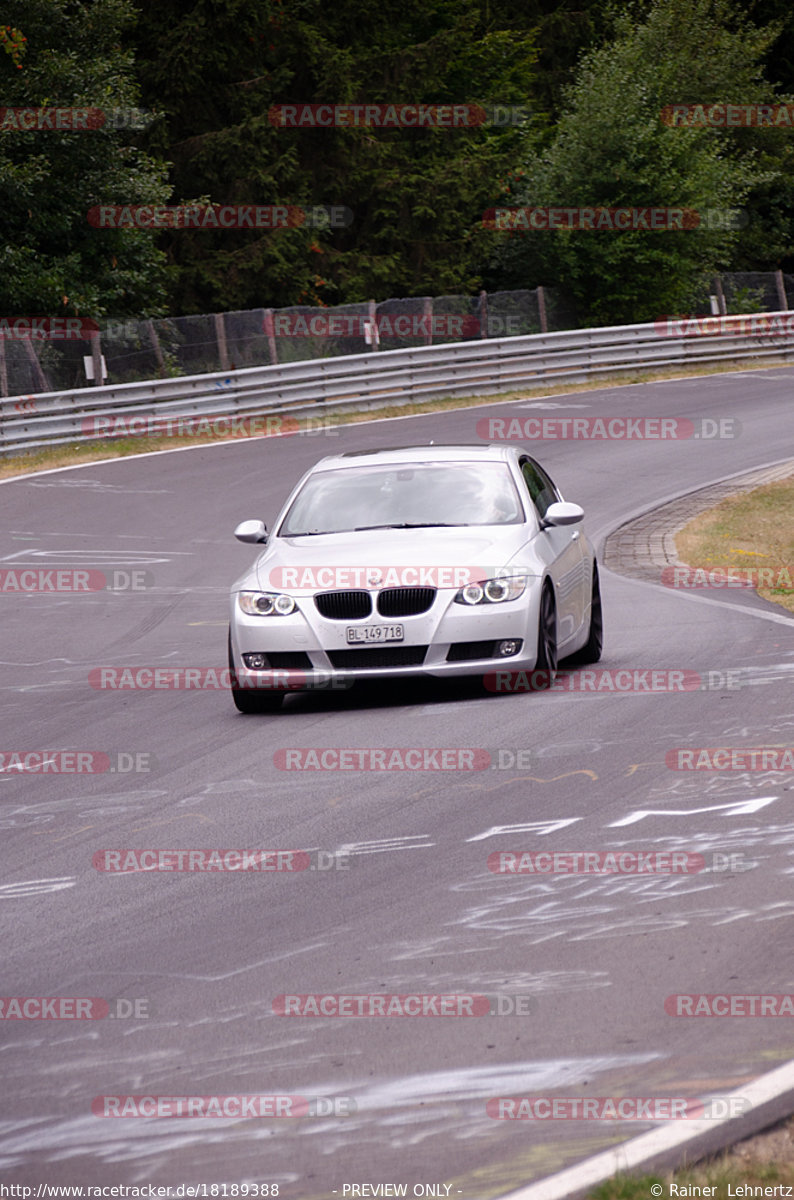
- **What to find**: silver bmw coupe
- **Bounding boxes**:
[228,443,602,712]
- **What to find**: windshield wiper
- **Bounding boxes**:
[353,522,465,530]
[284,529,352,537]
[287,522,469,535]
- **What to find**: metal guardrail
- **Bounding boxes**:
[2,315,793,455]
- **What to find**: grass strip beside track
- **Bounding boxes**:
[675,477,794,614]
[590,1111,794,1197]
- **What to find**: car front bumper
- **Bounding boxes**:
[229,585,544,687]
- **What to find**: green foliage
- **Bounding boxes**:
[130,0,539,312]
[489,0,789,325]
[0,0,170,318]
[726,283,767,312]
[3,0,793,324]
[0,26,27,69]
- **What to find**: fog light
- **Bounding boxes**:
[497,640,521,657]
[243,653,269,669]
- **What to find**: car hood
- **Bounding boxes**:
[245,526,537,593]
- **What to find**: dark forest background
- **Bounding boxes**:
[1,0,793,326]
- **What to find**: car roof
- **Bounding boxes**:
[311,444,522,471]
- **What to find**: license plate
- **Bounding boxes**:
[346,624,404,644]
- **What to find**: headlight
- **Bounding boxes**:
[238,591,296,616]
[454,576,527,605]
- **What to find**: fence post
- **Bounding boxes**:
[423,297,433,346]
[0,338,7,397]
[368,299,379,350]
[713,276,727,316]
[775,269,789,311]
[22,337,50,391]
[214,312,230,371]
[537,286,548,333]
[263,309,278,365]
[478,290,488,338]
[88,331,104,386]
[144,320,166,375]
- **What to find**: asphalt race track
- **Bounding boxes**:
[1,366,793,1196]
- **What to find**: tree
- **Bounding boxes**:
[130,0,539,311]
[488,0,787,325]
[0,0,170,319]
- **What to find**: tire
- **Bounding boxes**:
[529,580,558,690]
[568,562,603,666]
[228,630,284,714]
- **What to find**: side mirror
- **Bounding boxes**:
[541,501,584,528]
[234,519,268,545]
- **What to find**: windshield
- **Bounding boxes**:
[279,462,525,536]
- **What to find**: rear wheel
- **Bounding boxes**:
[228,631,284,713]
[569,563,603,665]
[529,581,557,690]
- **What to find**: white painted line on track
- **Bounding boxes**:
[501,1057,794,1200]
[602,569,794,628]
[0,394,603,486]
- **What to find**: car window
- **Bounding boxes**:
[520,459,560,519]
[279,462,525,534]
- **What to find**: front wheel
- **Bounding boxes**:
[569,563,603,666]
[228,630,284,713]
[529,581,558,690]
